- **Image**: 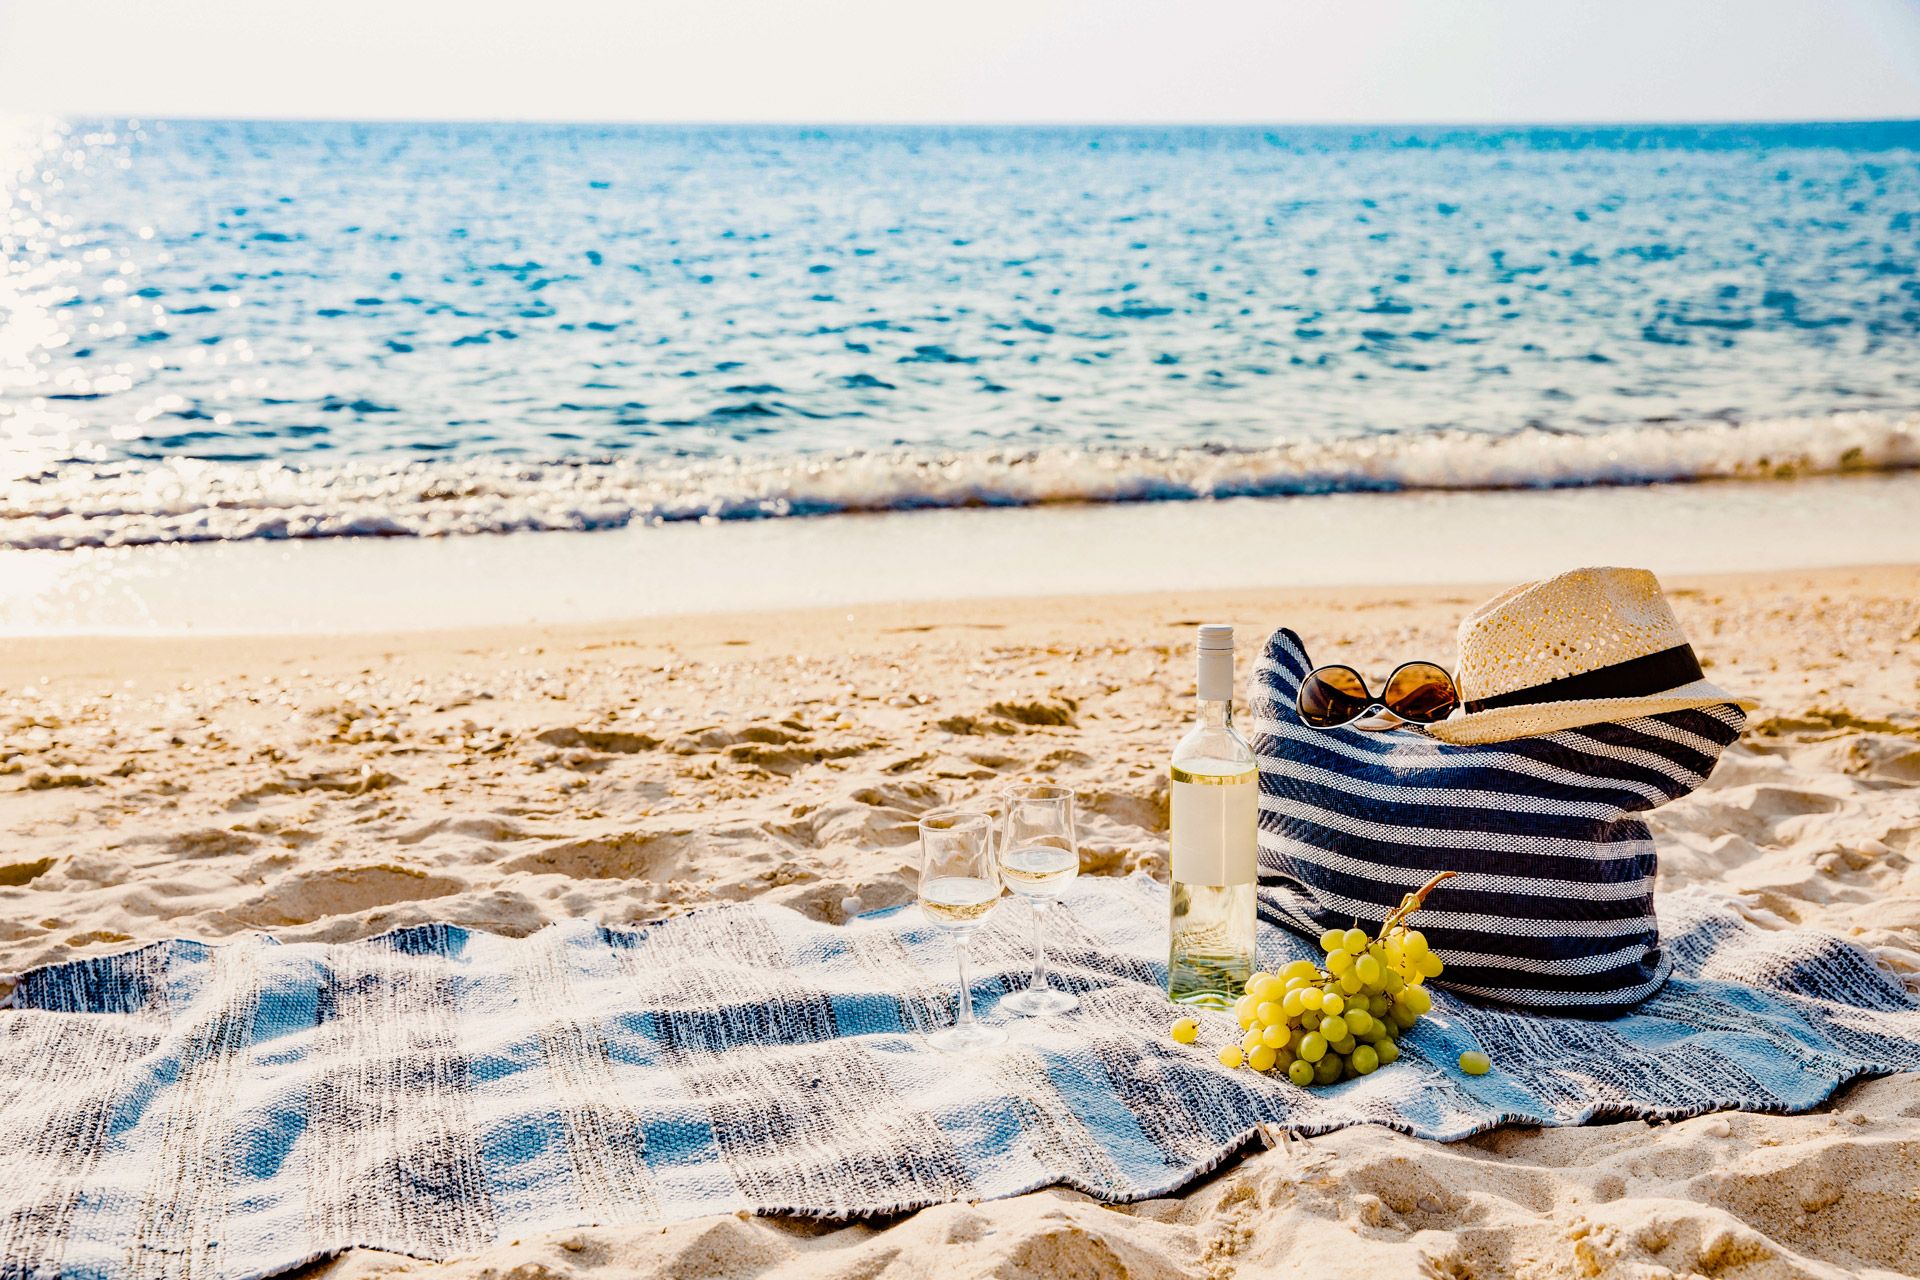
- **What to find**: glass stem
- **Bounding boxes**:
[953,934,976,1030]
[1029,899,1050,991]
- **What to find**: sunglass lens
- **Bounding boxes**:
[1383,663,1459,723]
[1298,667,1371,728]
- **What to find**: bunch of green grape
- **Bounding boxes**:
[1170,872,1491,1084]
[1228,922,1441,1085]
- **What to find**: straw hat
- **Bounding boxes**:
[1424,566,1757,745]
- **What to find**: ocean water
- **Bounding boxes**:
[2,118,1918,550]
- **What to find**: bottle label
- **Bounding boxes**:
[1196,648,1234,702]
[1170,775,1256,886]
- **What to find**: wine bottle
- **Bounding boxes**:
[1168,623,1257,1007]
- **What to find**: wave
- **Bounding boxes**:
[3,411,1916,551]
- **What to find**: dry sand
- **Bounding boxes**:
[3,563,1917,1280]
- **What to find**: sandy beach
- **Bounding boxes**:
[2,562,1915,1279]
[9,12,1920,1276]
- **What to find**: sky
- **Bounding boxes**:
[2,0,1918,124]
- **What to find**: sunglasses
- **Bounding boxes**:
[1296,661,1460,730]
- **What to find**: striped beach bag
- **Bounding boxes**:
[1251,627,1745,1014]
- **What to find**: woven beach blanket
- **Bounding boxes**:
[3,877,1917,1280]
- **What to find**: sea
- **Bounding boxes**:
[2,118,1918,553]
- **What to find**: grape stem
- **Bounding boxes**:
[1377,870,1458,937]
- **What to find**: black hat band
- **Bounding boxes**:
[1463,644,1704,716]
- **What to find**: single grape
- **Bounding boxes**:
[1403,930,1430,958]
[1320,992,1345,1016]
[1338,969,1365,995]
[1369,993,1392,1016]
[1261,1023,1290,1049]
[1246,970,1273,993]
[1376,1039,1400,1065]
[1319,1013,1349,1041]
[1314,1054,1343,1084]
[1403,986,1433,1017]
[1459,1051,1492,1076]
[1331,1034,1356,1055]
[1255,1001,1282,1025]
[1284,1058,1312,1086]
[1298,1032,1328,1063]
[1242,1027,1264,1056]
[1418,952,1445,978]
[1280,988,1308,1018]
[1351,1044,1379,1074]
[1354,954,1383,986]
[1282,959,1319,983]
[1325,949,1355,975]
[1170,1017,1199,1044]
[1345,1009,1373,1036]
[1299,988,1324,1012]
[1251,974,1285,1001]
[1340,928,1368,954]
[1319,928,1347,953]
[1219,1045,1244,1068]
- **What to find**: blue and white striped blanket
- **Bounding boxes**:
[2,876,1916,1279]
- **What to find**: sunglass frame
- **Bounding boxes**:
[1296,660,1460,729]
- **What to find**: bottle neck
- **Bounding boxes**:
[1196,644,1234,706]
[1196,697,1234,728]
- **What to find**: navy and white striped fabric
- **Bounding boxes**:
[1253,627,1745,1014]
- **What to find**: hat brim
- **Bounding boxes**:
[1422,678,1759,746]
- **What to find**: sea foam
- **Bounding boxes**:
[3,411,1913,551]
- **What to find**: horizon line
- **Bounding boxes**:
[14,111,1920,131]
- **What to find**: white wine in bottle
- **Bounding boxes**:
[1168,624,1258,1007]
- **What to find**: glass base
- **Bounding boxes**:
[927,1022,1008,1052]
[1002,986,1081,1017]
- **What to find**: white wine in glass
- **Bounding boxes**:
[998,783,1080,1017]
[917,810,1007,1052]
[999,844,1077,892]
[919,874,1000,925]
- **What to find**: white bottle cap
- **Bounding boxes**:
[1197,623,1234,651]
[1196,624,1234,701]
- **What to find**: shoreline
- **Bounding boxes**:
[5,560,1914,689]
[3,472,1919,636]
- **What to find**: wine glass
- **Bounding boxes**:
[917,809,1008,1052]
[997,783,1080,1017]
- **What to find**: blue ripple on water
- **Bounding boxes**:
[3,119,1919,546]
